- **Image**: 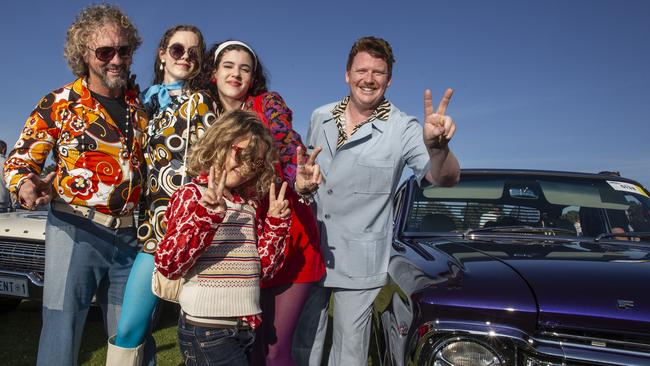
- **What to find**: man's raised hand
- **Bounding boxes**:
[423,88,457,149]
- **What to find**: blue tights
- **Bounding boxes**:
[115,252,159,348]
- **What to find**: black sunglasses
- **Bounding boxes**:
[88,45,133,62]
[167,43,199,62]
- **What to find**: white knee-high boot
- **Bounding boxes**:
[106,335,144,366]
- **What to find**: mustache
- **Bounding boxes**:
[103,65,128,73]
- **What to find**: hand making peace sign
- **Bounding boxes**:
[199,165,290,218]
[423,88,457,149]
[295,146,322,194]
[199,166,232,212]
[267,181,290,219]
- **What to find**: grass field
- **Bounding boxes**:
[0,300,183,366]
[0,299,377,366]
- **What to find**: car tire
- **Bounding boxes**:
[0,298,22,312]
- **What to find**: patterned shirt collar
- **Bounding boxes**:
[74,77,141,110]
[331,96,391,148]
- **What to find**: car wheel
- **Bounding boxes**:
[0,298,22,312]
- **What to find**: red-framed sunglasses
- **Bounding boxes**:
[167,43,199,62]
[231,144,264,171]
[88,45,133,62]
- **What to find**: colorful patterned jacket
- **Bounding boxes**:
[243,92,305,185]
[3,78,148,215]
[138,91,217,253]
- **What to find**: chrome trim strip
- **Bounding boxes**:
[539,331,650,351]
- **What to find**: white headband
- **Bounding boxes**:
[213,40,257,71]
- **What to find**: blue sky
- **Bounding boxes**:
[2,0,649,186]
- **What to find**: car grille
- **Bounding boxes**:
[0,239,45,274]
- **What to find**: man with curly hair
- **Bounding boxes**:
[2,4,148,365]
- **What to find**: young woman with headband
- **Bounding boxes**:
[201,40,325,366]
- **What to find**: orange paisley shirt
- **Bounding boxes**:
[3,78,148,216]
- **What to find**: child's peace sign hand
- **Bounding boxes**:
[200,166,229,212]
[268,181,290,219]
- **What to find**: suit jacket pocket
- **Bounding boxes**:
[355,158,393,194]
[340,230,387,278]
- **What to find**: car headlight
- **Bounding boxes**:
[433,339,503,366]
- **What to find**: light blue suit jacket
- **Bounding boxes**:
[307,101,431,289]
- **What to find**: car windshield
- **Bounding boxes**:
[404,174,650,242]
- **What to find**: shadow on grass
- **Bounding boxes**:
[0,300,184,366]
[0,300,42,365]
[0,299,379,365]
[0,300,107,365]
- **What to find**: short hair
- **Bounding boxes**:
[346,36,395,78]
[64,4,142,77]
[152,25,206,91]
[185,110,278,201]
[200,41,268,112]
[0,140,6,155]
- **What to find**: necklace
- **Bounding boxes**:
[81,93,133,155]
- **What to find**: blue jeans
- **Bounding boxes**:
[37,209,138,366]
[178,315,256,366]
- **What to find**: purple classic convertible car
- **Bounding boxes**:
[373,169,650,366]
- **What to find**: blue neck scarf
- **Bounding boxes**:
[142,80,184,111]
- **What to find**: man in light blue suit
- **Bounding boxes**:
[292,36,461,365]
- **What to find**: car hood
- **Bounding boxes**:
[0,210,47,241]
[456,238,650,336]
[410,240,539,334]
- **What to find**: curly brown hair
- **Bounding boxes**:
[346,36,395,78]
[198,41,268,113]
[186,110,278,201]
[152,25,206,91]
[64,4,142,77]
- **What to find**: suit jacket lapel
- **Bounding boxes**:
[322,119,339,159]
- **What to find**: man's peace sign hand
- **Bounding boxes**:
[268,181,290,219]
[423,88,457,149]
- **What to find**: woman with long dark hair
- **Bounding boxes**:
[106,25,217,365]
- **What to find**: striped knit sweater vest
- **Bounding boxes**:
[178,198,261,318]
